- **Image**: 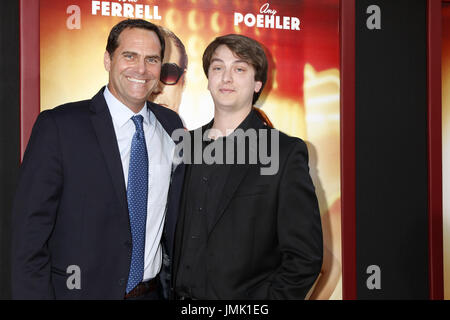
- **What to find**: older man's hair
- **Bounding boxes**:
[106,19,165,61]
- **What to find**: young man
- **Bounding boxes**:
[12,19,184,299]
[173,34,323,299]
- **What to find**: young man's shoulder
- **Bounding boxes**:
[278,129,307,149]
[260,126,308,153]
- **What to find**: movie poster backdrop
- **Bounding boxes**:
[39,0,341,299]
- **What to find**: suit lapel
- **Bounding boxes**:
[173,163,192,277]
[89,88,129,218]
[207,110,264,235]
[207,162,251,234]
[147,101,181,137]
[88,90,187,259]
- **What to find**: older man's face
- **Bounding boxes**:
[104,27,162,113]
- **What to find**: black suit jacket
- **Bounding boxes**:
[173,110,323,299]
[11,87,184,299]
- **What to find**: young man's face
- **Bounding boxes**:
[104,27,162,112]
[207,45,262,113]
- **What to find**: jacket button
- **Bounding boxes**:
[118,278,126,286]
[124,240,132,248]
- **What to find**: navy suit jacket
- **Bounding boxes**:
[11,87,184,299]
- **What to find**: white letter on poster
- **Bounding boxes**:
[92,1,100,15]
[291,17,300,30]
[244,14,256,27]
[111,3,122,17]
[234,12,243,26]
[66,5,81,30]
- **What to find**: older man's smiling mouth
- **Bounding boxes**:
[127,77,146,84]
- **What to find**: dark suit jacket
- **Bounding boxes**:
[11,87,184,299]
[173,110,323,299]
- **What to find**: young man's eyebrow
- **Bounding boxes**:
[233,59,249,64]
[210,58,224,64]
[210,58,249,64]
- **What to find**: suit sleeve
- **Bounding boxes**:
[11,110,62,299]
[269,139,323,299]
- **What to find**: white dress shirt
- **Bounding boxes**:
[104,86,174,281]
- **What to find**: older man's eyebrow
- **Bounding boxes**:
[121,51,137,57]
[120,52,161,60]
[145,54,161,61]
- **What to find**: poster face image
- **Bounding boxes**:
[40,0,341,299]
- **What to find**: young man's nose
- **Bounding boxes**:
[222,68,233,83]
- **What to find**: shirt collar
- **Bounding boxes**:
[205,107,257,139]
[103,85,151,128]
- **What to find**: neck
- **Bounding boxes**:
[107,84,145,114]
[127,104,145,115]
[210,105,252,138]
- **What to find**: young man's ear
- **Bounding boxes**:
[254,81,263,93]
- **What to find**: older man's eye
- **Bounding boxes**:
[146,57,160,64]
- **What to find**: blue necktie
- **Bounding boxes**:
[126,115,148,293]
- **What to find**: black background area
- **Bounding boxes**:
[355,0,429,299]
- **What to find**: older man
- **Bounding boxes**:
[12,19,184,300]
